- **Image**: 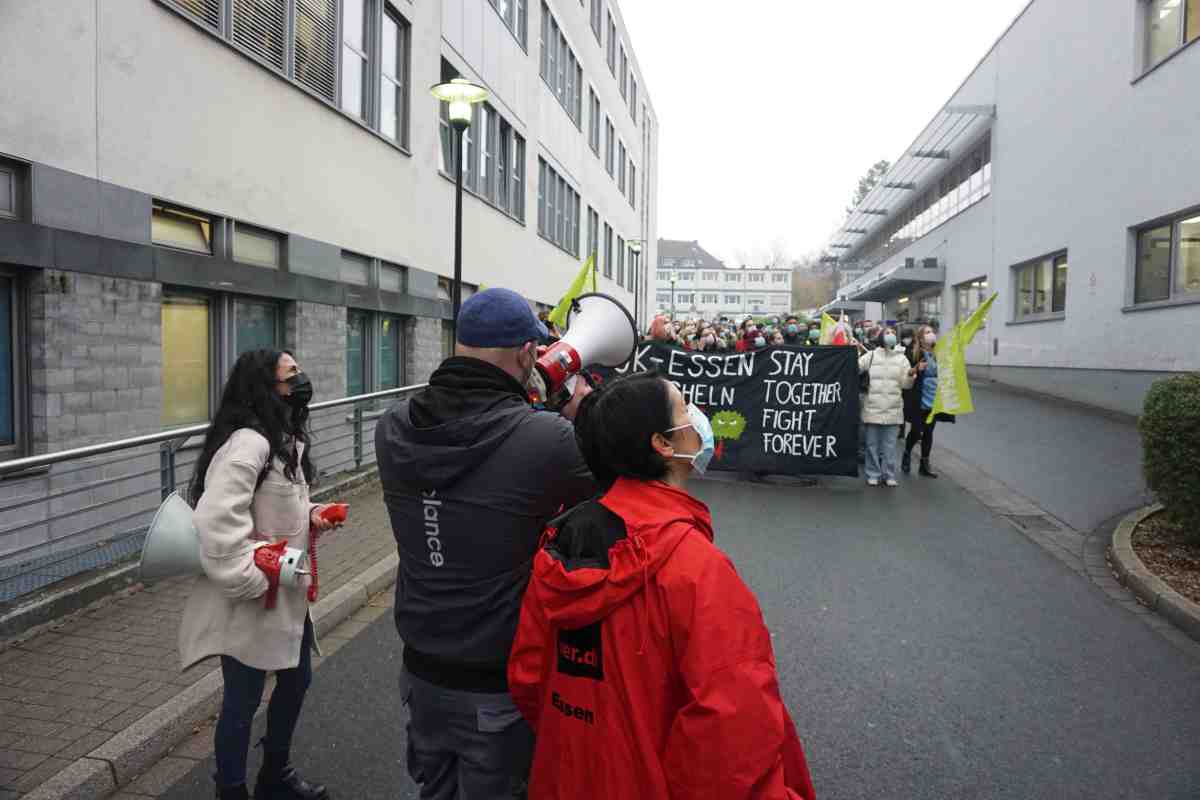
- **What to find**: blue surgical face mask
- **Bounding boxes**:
[808,329,821,341]
[884,333,898,348]
[786,324,798,335]
[665,403,715,476]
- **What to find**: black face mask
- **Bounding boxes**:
[284,373,313,408]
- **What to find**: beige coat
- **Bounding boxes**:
[179,428,317,671]
[859,348,916,426]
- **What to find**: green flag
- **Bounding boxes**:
[548,252,596,330]
[927,292,998,422]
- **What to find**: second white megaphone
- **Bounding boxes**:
[536,293,637,396]
[139,492,307,587]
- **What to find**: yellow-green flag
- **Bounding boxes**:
[548,252,596,330]
[927,292,998,422]
[819,312,837,345]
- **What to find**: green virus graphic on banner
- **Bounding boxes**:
[710,410,747,461]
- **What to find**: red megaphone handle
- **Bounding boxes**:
[254,540,288,610]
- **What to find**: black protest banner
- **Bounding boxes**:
[594,343,860,477]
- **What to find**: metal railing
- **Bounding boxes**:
[0,384,426,606]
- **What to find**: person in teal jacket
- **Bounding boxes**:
[903,324,946,477]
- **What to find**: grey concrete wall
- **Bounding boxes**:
[405,316,447,385]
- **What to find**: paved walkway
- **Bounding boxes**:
[0,480,396,799]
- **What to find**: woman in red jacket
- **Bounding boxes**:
[508,372,816,800]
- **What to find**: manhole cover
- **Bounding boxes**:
[1005,514,1059,532]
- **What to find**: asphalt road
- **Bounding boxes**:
[935,382,1148,532]
[161,470,1200,800]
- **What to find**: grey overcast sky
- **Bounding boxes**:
[620,0,1031,266]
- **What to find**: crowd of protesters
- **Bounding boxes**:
[631,311,949,487]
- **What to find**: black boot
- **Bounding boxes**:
[217,785,250,800]
[919,458,938,479]
[901,450,912,474]
[255,752,328,800]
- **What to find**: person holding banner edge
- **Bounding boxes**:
[902,325,953,477]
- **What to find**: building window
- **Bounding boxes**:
[725,273,741,283]
[617,235,625,287]
[295,0,338,100]
[380,261,405,293]
[701,294,719,304]
[540,4,582,126]
[488,0,527,47]
[656,270,670,281]
[235,298,281,354]
[747,273,764,283]
[700,272,717,281]
[676,294,693,305]
[628,162,636,208]
[630,77,638,121]
[340,0,368,119]
[724,294,740,305]
[606,12,616,75]
[588,0,603,41]
[772,273,789,283]
[1145,0,1199,69]
[380,7,409,145]
[1014,252,1068,319]
[956,278,990,322]
[604,223,614,278]
[588,89,601,155]
[152,202,214,254]
[233,0,287,71]
[537,158,580,256]
[380,315,403,389]
[619,45,628,98]
[438,67,526,225]
[605,117,615,176]
[341,250,372,285]
[161,294,211,426]
[656,292,671,305]
[587,207,600,260]
[232,222,282,269]
[346,309,368,396]
[918,294,943,325]
[0,160,23,220]
[1135,211,1200,303]
[678,272,694,281]
[618,142,626,192]
[165,0,221,30]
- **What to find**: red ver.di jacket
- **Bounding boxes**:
[509,478,816,800]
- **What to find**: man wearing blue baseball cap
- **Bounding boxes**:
[375,288,595,799]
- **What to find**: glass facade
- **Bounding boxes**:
[0,278,13,444]
[162,296,210,426]
[235,300,279,354]
[346,309,366,396]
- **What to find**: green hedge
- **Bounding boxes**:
[1139,372,1200,539]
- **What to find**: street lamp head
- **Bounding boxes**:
[628,239,644,254]
[670,270,679,283]
[430,78,489,128]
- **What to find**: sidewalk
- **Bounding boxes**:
[936,381,1151,532]
[0,480,398,800]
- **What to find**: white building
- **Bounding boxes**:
[654,239,793,320]
[823,0,1198,416]
[0,0,658,458]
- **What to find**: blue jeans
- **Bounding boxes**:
[864,424,899,482]
[215,618,314,788]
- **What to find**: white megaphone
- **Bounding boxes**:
[139,492,307,587]
[536,293,637,396]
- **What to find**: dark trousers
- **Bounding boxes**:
[905,411,937,460]
[215,619,314,789]
[401,669,534,800]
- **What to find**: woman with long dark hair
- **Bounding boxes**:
[178,349,341,800]
[509,372,816,800]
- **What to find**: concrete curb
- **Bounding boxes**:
[1110,504,1200,642]
[0,467,379,646]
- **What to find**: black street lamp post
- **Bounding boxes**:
[429,78,489,341]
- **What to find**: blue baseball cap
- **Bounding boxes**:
[457,288,548,348]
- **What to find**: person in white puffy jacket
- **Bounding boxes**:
[858,327,916,486]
